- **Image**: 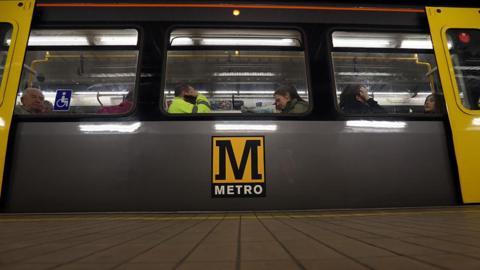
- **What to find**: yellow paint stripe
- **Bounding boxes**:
[1,208,479,222]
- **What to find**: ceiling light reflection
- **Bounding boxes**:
[215,124,277,131]
[80,122,141,133]
[28,36,89,46]
[346,120,407,129]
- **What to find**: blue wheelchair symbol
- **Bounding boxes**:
[53,89,72,111]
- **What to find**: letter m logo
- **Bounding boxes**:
[212,136,265,183]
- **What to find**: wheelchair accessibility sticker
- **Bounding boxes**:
[212,136,266,198]
[53,89,72,111]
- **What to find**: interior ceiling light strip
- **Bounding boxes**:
[36,3,424,13]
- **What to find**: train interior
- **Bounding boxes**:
[13,28,446,115]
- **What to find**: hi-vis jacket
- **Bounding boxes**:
[167,94,211,113]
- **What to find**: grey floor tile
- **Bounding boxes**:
[184,243,237,262]
[320,239,394,258]
[404,237,480,256]
[177,261,236,270]
[240,260,301,270]
[278,239,344,260]
[414,254,480,270]
[361,238,446,256]
[0,243,70,264]
[75,244,155,263]
[2,207,480,269]
[129,243,195,263]
[300,259,370,270]
[359,256,441,270]
[25,244,114,263]
[0,264,57,270]
[115,263,176,270]
[241,241,291,261]
[53,263,117,270]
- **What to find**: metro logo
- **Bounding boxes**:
[212,136,266,197]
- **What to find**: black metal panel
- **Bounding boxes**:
[1,121,458,212]
[34,6,426,27]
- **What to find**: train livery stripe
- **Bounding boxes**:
[36,3,425,13]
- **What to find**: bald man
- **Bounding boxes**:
[15,88,45,114]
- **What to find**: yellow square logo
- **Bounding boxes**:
[212,136,265,197]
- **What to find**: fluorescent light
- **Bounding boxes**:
[213,72,277,77]
[400,40,433,49]
[171,37,194,46]
[336,91,431,96]
[214,91,238,94]
[333,38,391,48]
[215,124,277,131]
[346,120,406,129]
[338,72,394,76]
[80,122,141,133]
[333,32,434,49]
[240,91,274,94]
[199,38,297,46]
[74,91,129,95]
[164,90,208,94]
[97,36,137,46]
[28,36,89,46]
[87,73,136,78]
[454,66,480,71]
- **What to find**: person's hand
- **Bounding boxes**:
[186,87,198,97]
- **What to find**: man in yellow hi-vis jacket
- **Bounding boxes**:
[168,84,211,113]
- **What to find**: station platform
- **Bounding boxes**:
[1,206,480,270]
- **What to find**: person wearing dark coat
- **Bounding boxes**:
[339,84,386,114]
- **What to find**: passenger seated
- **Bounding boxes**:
[97,92,133,114]
[424,93,444,114]
[168,84,211,113]
[14,88,45,114]
[339,84,385,114]
[273,85,308,114]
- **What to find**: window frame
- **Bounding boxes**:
[445,28,480,113]
[160,25,313,118]
[13,25,144,119]
[327,27,447,118]
[0,23,14,102]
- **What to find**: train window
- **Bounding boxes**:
[447,29,480,110]
[0,24,12,91]
[14,29,139,115]
[163,29,310,114]
[331,31,444,114]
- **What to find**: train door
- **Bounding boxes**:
[427,7,480,203]
[0,0,35,196]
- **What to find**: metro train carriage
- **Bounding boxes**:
[0,0,479,212]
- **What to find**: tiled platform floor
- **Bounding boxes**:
[1,207,480,269]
